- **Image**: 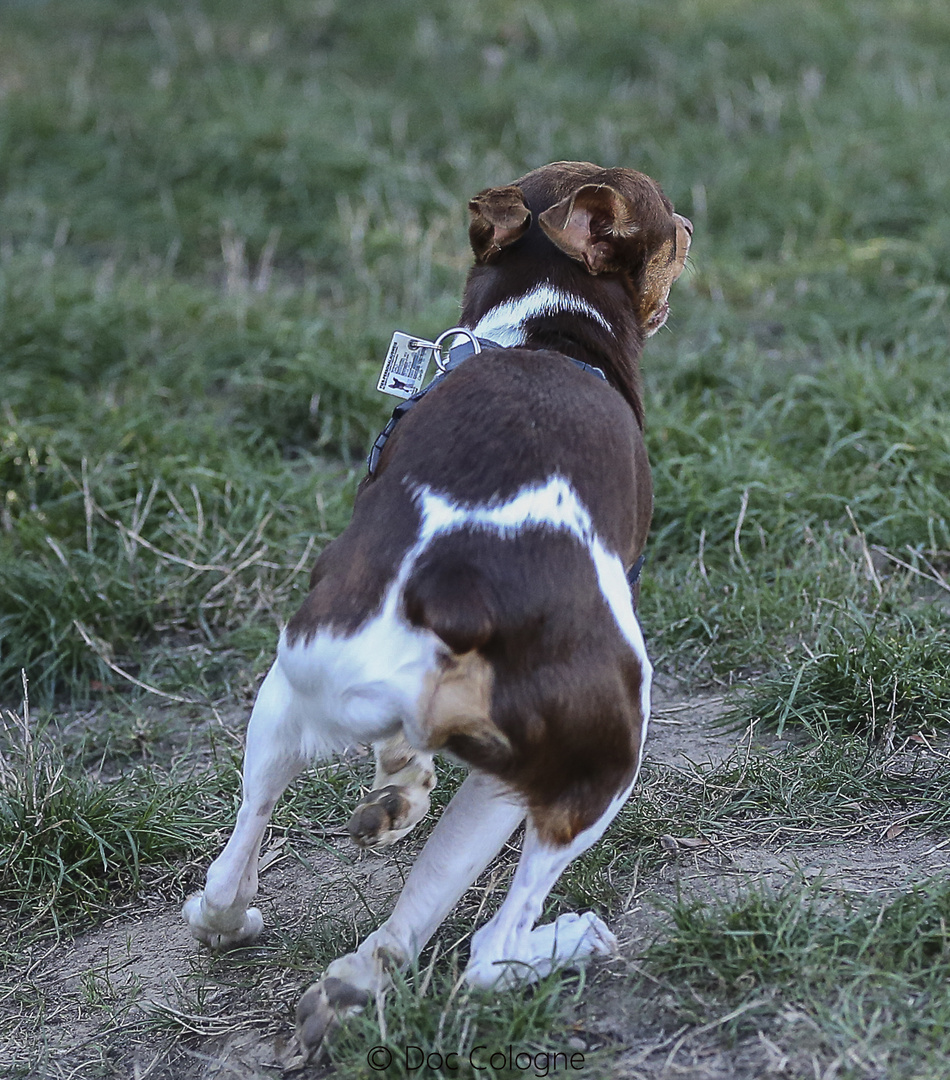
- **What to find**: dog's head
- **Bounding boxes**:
[468,161,692,336]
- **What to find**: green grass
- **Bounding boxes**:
[645,878,950,1079]
[328,963,593,1080]
[734,616,950,738]
[2,0,950,1076]
[0,690,224,925]
[0,687,371,930]
[2,0,950,699]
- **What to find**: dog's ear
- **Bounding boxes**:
[538,183,641,275]
[468,185,531,263]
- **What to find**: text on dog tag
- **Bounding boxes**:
[377,333,436,399]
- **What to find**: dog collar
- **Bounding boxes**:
[367,334,606,477]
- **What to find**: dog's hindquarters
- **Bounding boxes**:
[185,411,651,1053]
[291,493,654,1049]
[397,494,652,988]
[403,489,651,823]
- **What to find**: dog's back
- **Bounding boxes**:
[287,343,651,842]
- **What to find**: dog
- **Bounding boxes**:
[183,160,692,1057]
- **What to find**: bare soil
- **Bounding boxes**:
[5,689,948,1080]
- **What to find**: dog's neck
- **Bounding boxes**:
[466,284,612,346]
[460,276,646,428]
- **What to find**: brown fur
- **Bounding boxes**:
[419,650,506,760]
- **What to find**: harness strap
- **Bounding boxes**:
[627,552,646,588]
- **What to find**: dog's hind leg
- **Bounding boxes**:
[346,733,436,848]
[462,782,636,990]
[183,660,308,949]
[294,770,524,1058]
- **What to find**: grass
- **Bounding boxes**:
[2,0,950,701]
[734,615,950,738]
[0,688,223,927]
[1,0,950,1076]
[645,878,950,1079]
[0,685,369,932]
[328,963,593,1080]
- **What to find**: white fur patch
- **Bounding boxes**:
[414,474,593,543]
[586,540,653,761]
[276,607,440,757]
[416,477,650,678]
[470,284,612,347]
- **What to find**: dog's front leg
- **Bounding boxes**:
[183,660,308,948]
[294,770,524,1058]
[346,732,437,848]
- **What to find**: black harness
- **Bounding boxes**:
[626,552,645,589]
[366,336,645,591]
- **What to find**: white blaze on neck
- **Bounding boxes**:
[469,284,613,347]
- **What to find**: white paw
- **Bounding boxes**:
[182,893,264,949]
[290,936,405,1064]
[536,910,618,960]
[464,911,617,989]
[346,784,429,849]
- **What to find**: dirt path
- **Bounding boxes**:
[7,691,948,1079]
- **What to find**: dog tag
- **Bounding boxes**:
[377,332,436,399]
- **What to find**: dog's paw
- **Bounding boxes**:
[463,911,617,989]
[181,893,264,950]
[347,783,429,848]
[541,910,618,961]
[294,977,370,1061]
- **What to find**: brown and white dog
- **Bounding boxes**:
[183,161,692,1056]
